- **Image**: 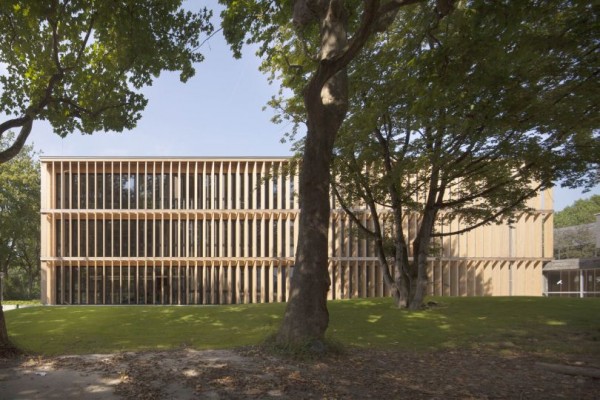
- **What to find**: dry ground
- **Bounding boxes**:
[1,347,599,399]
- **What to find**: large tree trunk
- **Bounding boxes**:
[276,0,423,344]
[276,1,349,347]
[0,303,18,356]
[276,70,349,346]
[0,259,16,355]
[392,208,411,308]
[407,208,437,310]
[391,267,410,308]
[275,117,336,344]
[408,257,429,310]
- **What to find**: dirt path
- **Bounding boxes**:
[1,348,598,399]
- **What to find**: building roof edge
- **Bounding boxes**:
[39,156,293,161]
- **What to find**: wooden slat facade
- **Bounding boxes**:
[40,157,552,305]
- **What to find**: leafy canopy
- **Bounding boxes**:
[0,132,40,298]
[326,0,599,309]
[0,0,213,162]
[555,195,600,228]
[334,0,599,226]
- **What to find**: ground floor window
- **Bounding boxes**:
[544,268,600,297]
[53,263,290,305]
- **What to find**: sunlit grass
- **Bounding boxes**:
[7,303,283,355]
[5,296,599,357]
[328,297,600,356]
[2,300,41,306]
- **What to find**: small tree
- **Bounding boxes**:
[332,1,599,309]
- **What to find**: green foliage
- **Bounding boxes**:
[553,206,598,258]
[328,1,599,308]
[220,0,374,144]
[6,297,599,357]
[554,241,597,260]
[555,195,600,228]
[336,0,598,221]
[0,0,213,161]
[0,133,40,299]
[221,0,299,140]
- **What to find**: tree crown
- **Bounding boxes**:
[0,0,213,162]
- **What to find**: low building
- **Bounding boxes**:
[543,258,600,297]
[40,157,553,305]
[544,214,600,297]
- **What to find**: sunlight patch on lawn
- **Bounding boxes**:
[223,306,247,312]
[545,320,567,326]
[367,315,382,323]
[404,312,446,321]
[353,300,380,306]
[178,314,201,322]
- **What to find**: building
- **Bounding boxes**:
[40,157,553,305]
[544,214,600,297]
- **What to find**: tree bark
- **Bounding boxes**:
[0,118,33,164]
[408,257,429,310]
[277,0,426,344]
[275,117,336,344]
[408,206,438,309]
[276,1,349,346]
[0,256,16,355]
[391,266,410,308]
[0,303,18,357]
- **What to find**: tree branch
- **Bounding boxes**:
[375,0,427,32]
[432,184,543,237]
[52,97,132,119]
[48,1,64,74]
[440,162,539,209]
[75,11,96,65]
[0,118,33,164]
[331,183,374,237]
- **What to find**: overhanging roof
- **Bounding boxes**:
[544,258,600,271]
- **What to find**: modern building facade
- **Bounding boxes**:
[40,157,554,305]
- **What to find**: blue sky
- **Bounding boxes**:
[20,2,599,211]
[28,24,291,158]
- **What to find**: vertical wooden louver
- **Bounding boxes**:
[40,157,553,305]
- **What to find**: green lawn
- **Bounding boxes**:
[5,297,600,357]
[2,300,41,306]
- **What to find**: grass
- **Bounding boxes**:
[329,297,600,357]
[2,300,41,306]
[5,297,600,357]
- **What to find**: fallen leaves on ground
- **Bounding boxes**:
[8,347,600,399]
